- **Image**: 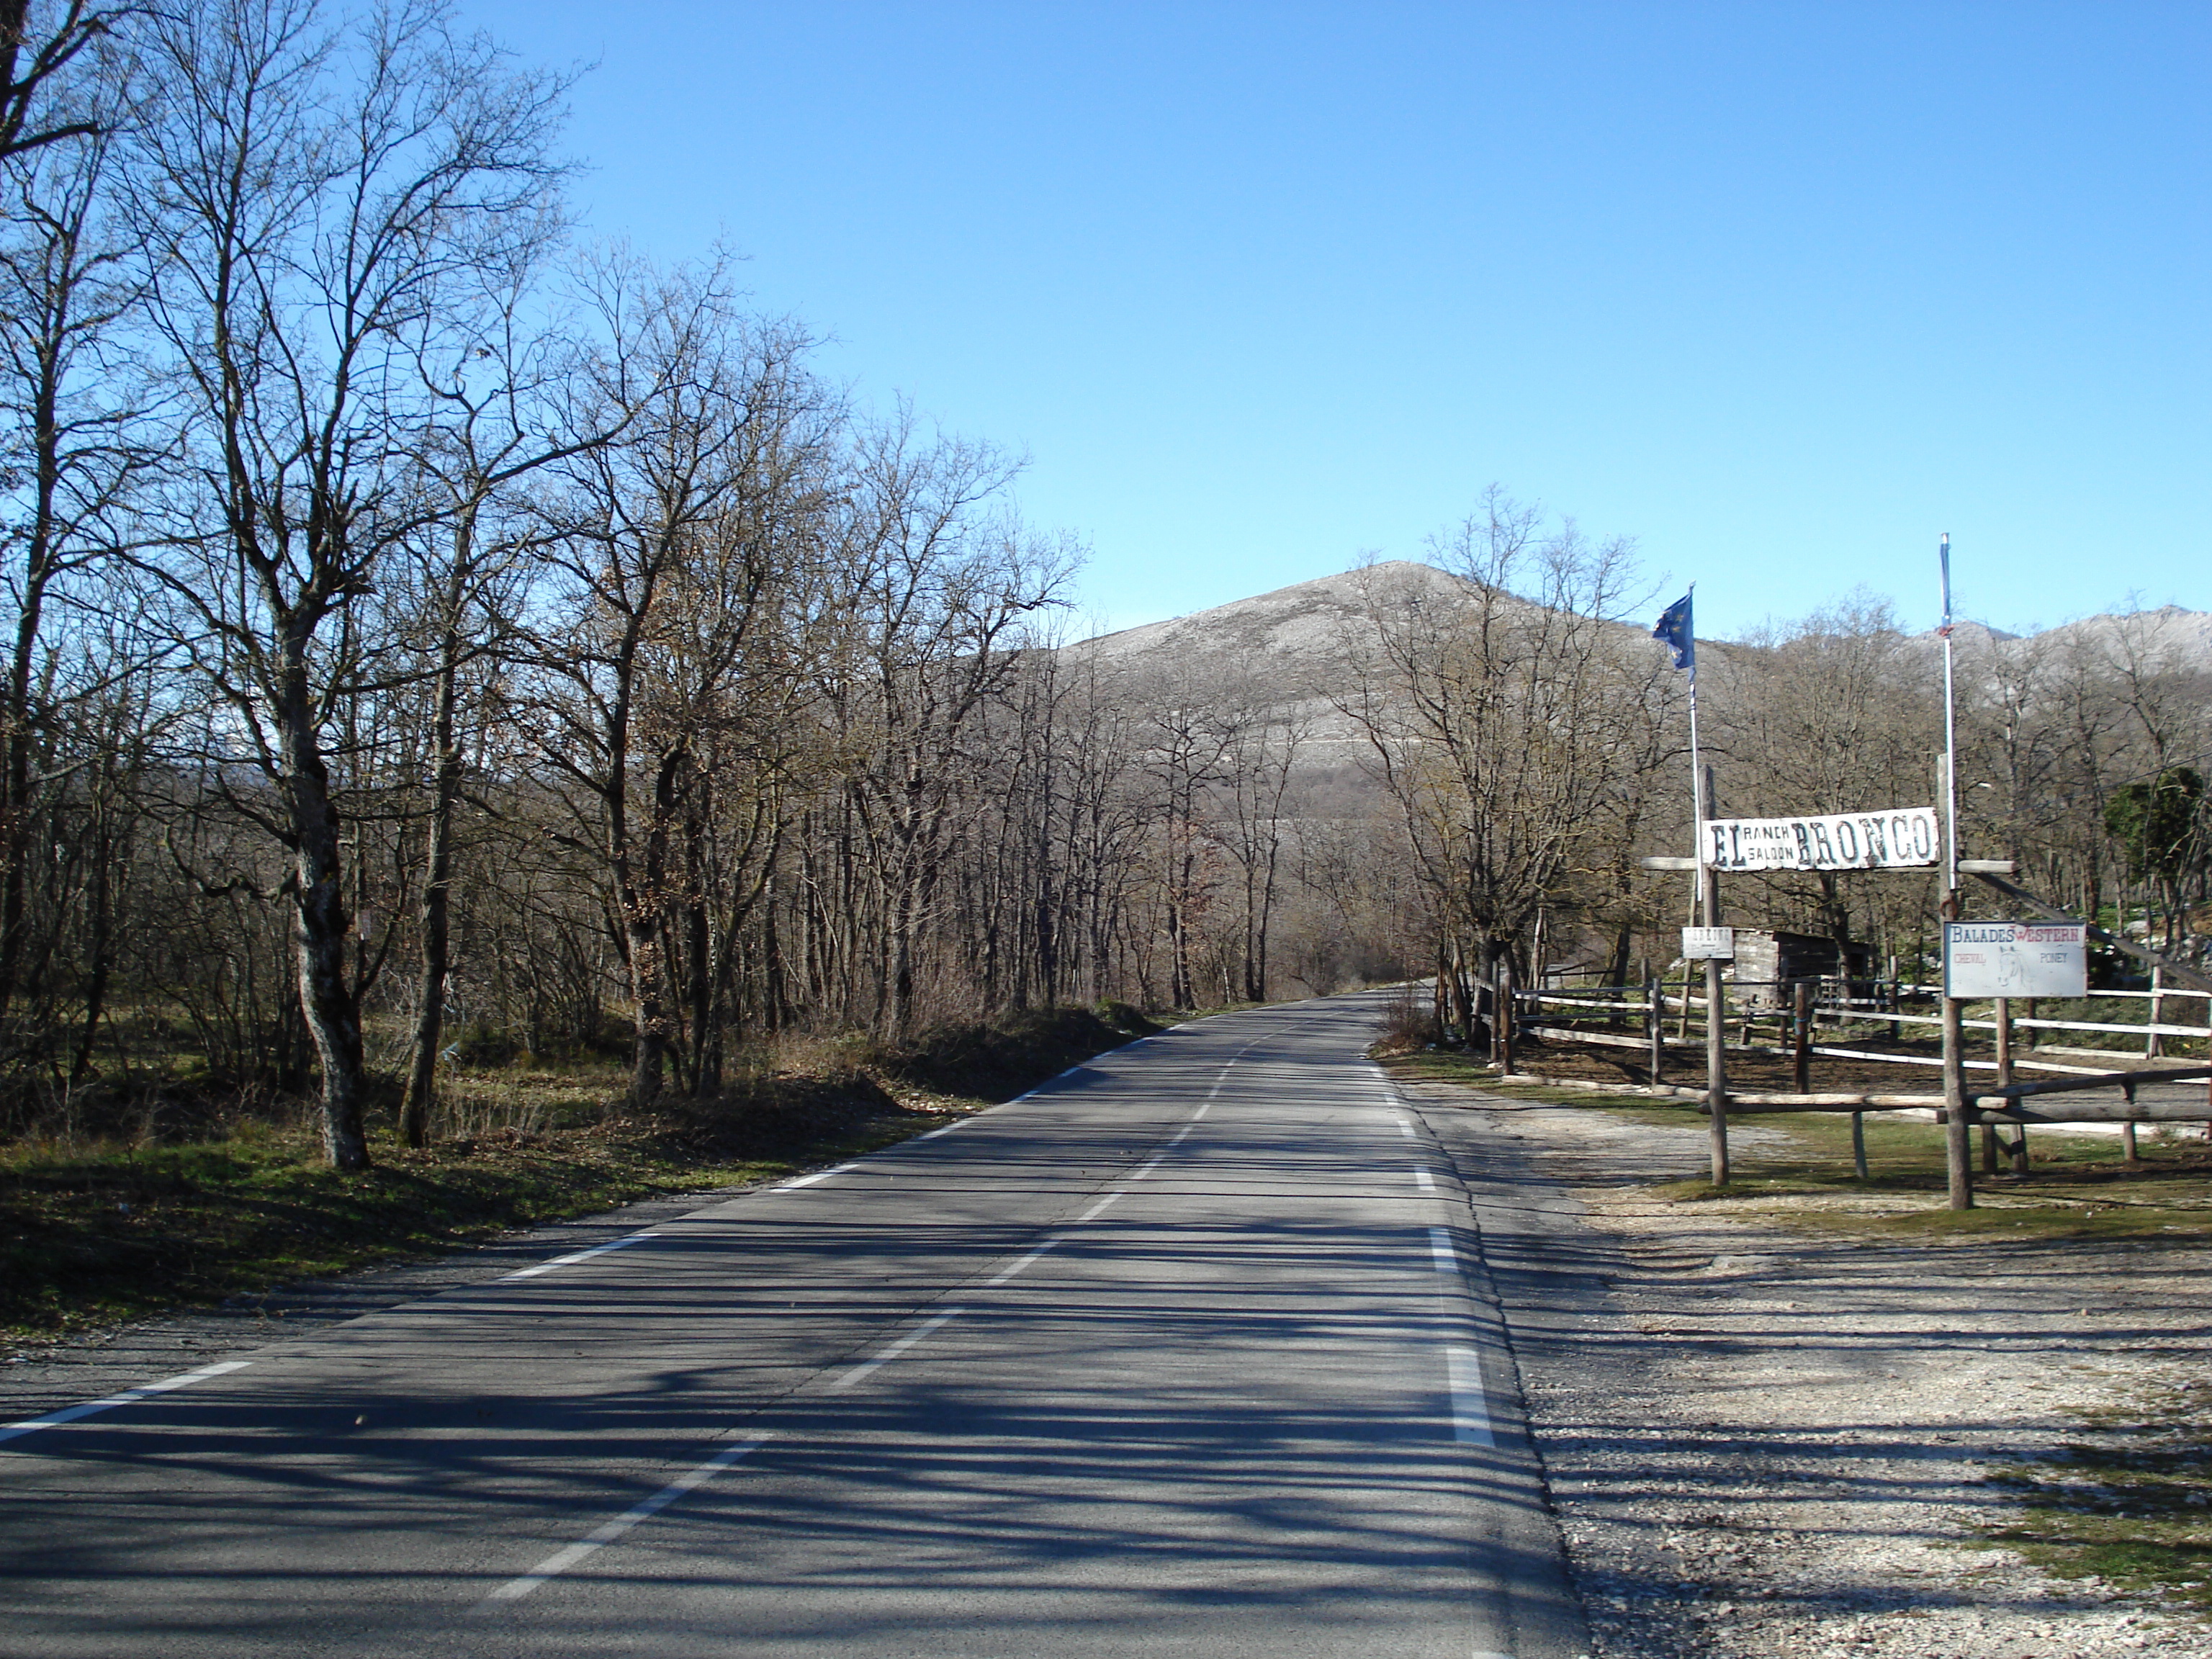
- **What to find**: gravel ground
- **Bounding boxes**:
[1412,1079,2212,1659]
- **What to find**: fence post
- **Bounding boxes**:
[1943,989,1974,1210]
[1792,979,1812,1093]
[1496,958,1516,1074]
[1996,996,2026,1175]
[2148,966,2164,1058]
[1704,865,1728,1186]
[1646,974,1663,1085]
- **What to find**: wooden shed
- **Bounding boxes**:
[1727,930,1875,1007]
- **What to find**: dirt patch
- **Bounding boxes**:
[1409,1079,2212,1659]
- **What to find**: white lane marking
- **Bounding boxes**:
[501,1231,659,1280]
[773,1160,866,1192]
[1415,1168,1436,1193]
[1397,1122,1416,1138]
[1446,1345,1497,1447]
[916,1122,962,1140]
[1429,1225,1457,1274]
[1079,1191,1121,1221]
[0,1359,252,1447]
[830,1308,966,1392]
[1096,1030,1263,1195]
[987,1238,1063,1287]
[483,1431,773,1604]
[1429,1231,1496,1447]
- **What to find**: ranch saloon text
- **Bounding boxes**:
[1702,807,1941,873]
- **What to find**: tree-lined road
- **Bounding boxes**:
[0,994,1583,1658]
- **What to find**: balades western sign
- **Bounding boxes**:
[1701,806,1940,873]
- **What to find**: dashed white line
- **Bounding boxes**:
[773,1161,866,1192]
[1397,1122,1416,1138]
[987,1239,1063,1287]
[1414,1168,1437,1193]
[830,1308,967,1393]
[500,1231,659,1280]
[482,1431,773,1604]
[0,1359,252,1447]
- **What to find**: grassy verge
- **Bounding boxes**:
[1980,1378,2212,1617]
[1,1003,1159,1343]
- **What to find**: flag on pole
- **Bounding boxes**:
[1653,590,1694,671]
[1936,533,1954,639]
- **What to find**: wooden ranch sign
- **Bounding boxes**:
[1701,806,1940,873]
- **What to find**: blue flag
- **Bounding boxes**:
[1653,590,1694,671]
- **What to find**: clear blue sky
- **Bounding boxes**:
[454,0,2207,642]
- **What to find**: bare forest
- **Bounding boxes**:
[1,1,2206,1172]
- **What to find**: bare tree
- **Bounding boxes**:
[523,253,835,1107]
[0,38,153,1032]
[1342,490,1652,997]
[0,1,118,164]
[124,0,565,1166]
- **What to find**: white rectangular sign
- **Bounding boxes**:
[1943,922,2088,999]
[1681,926,1736,960]
[1702,807,1941,873]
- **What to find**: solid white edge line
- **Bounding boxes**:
[1,1359,253,1446]
[1428,1225,1457,1274]
[482,1431,774,1604]
[1078,1191,1121,1221]
[829,1307,967,1392]
[1446,1345,1497,1447]
[500,1231,660,1280]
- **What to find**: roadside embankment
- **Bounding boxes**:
[1,1003,1160,1344]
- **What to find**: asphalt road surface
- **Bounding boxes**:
[0,992,1587,1658]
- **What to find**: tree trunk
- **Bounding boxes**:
[282,674,370,1169]
[400,630,464,1148]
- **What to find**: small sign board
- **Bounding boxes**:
[1682,926,1736,960]
[1943,922,2088,999]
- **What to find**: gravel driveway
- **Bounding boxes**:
[1413,1079,2211,1659]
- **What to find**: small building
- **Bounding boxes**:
[1727,930,1875,1007]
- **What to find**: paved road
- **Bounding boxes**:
[0,993,1585,1658]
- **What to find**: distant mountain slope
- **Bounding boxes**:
[1071,563,2211,684]
[1071,560,1462,671]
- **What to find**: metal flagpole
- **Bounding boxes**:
[1688,644,1706,922]
[1651,586,1727,1184]
[1940,533,1959,898]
